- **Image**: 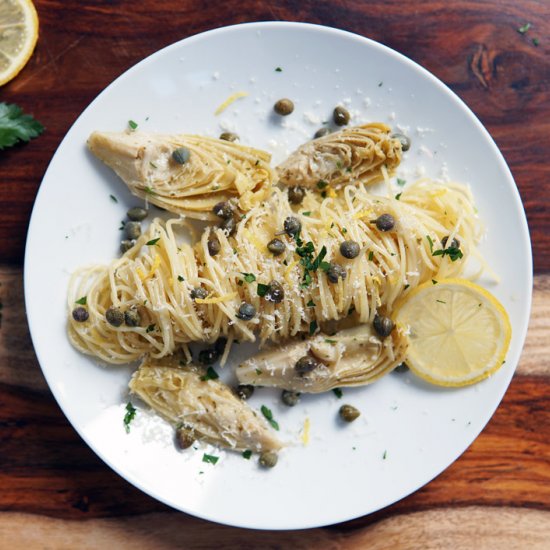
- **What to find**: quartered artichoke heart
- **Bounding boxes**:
[276,123,402,189]
[87,131,273,219]
[129,355,282,452]
[236,324,408,393]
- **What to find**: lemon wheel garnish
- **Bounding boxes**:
[393,279,512,387]
[0,0,39,86]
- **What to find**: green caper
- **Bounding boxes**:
[441,236,461,249]
[295,355,319,375]
[72,307,89,322]
[198,348,220,365]
[340,240,361,259]
[274,98,294,116]
[283,216,301,236]
[373,313,394,338]
[219,131,238,142]
[105,307,124,327]
[120,239,135,253]
[282,390,301,407]
[125,221,141,240]
[314,127,330,139]
[236,384,255,400]
[391,133,411,152]
[124,308,141,327]
[375,213,395,232]
[333,106,350,126]
[190,287,208,300]
[172,146,191,164]
[267,238,286,256]
[327,262,347,283]
[259,451,278,468]
[288,186,305,204]
[127,207,148,221]
[220,216,236,236]
[394,362,409,373]
[265,281,284,303]
[320,319,339,336]
[175,426,195,449]
[339,404,360,422]
[236,302,256,321]
[207,236,221,256]
[212,201,234,220]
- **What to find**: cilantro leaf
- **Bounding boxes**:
[0,103,44,150]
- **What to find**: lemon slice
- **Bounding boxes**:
[394,279,511,387]
[0,0,39,86]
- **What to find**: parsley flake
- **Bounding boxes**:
[302,211,311,216]
[309,320,318,336]
[257,283,269,297]
[123,402,136,433]
[261,405,280,430]
[306,299,315,308]
[436,299,446,304]
[432,246,463,262]
[426,235,434,253]
[532,37,540,46]
[201,366,219,381]
[382,450,387,460]
[202,453,219,465]
[255,368,263,375]
[177,275,184,282]
[325,338,337,344]
[75,296,87,305]
[242,450,252,459]
[275,67,283,72]
[517,22,531,34]
[128,120,138,130]
[146,238,160,246]
[368,251,374,261]
[317,180,328,190]
[110,194,118,203]
[333,388,343,398]
[241,272,256,283]
[432,279,438,285]
[395,193,402,200]
[146,324,156,333]
[397,178,406,186]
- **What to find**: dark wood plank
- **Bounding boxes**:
[0,0,549,269]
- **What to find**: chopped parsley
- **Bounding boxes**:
[432,246,463,262]
[306,299,315,308]
[255,368,263,375]
[309,320,318,336]
[177,275,184,282]
[325,338,337,344]
[378,81,383,87]
[261,405,279,430]
[533,37,540,46]
[123,402,136,433]
[396,178,406,186]
[517,22,531,34]
[302,211,311,216]
[382,450,387,460]
[368,251,374,261]
[75,296,87,305]
[342,228,347,234]
[432,279,438,285]
[110,194,118,203]
[146,237,160,246]
[241,272,256,283]
[333,388,343,398]
[257,283,269,297]
[275,67,282,72]
[201,366,219,381]
[202,453,219,465]
[144,186,156,196]
[426,235,434,253]
[149,161,158,168]
[436,299,446,304]
[317,180,328,190]
[128,119,138,130]
[242,450,252,459]
[395,193,402,200]
[146,324,156,333]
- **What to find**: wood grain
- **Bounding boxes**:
[0,0,549,269]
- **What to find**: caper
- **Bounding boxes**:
[295,355,319,375]
[219,131,238,142]
[175,426,195,450]
[267,238,286,256]
[441,236,461,249]
[236,302,256,321]
[314,127,330,139]
[198,348,219,365]
[274,98,294,116]
[394,362,409,373]
[172,146,191,164]
[125,221,141,240]
[72,307,89,322]
[375,213,395,232]
[120,239,135,253]
[265,281,284,303]
[333,106,350,126]
[259,451,278,468]
[105,307,124,327]
[124,308,141,327]
[327,262,347,283]
[340,240,360,259]
[236,384,255,400]
[339,404,360,422]
[282,390,301,407]
[288,186,305,204]
[320,319,339,336]
[283,216,301,236]
[391,133,411,152]
[127,207,148,221]
[212,201,234,219]
[373,313,394,338]
[220,216,236,236]
[207,236,221,256]
[190,287,208,300]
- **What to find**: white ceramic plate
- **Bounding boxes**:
[24,22,532,530]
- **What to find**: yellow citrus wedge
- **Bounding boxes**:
[0,0,39,86]
[393,279,512,387]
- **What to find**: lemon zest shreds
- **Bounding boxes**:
[215,92,249,115]
[195,292,238,305]
[301,417,311,445]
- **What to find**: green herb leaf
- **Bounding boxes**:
[128,119,138,130]
[517,22,531,34]
[177,275,184,282]
[146,238,160,246]
[302,211,311,216]
[432,246,463,262]
[309,320,318,336]
[255,368,263,375]
[317,180,328,190]
[306,299,315,307]
[202,453,219,465]
[0,102,44,150]
[275,67,282,72]
[342,228,347,234]
[532,37,540,46]
[333,388,343,398]
[261,405,280,430]
[426,235,434,253]
[382,450,387,460]
[242,272,256,283]
[110,194,118,203]
[325,338,337,344]
[242,450,252,459]
[75,296,87,305]
[368,251,374,261]
[319,261,331,272]
[146,324,155,333]
[201,366,219,381]
[257,283,269,297]
[436,299,446,304]
[123,402,136,433]
[395,193,402,200]
[432,279,438,285]
[396,178,406,186]
[144,186,156,196]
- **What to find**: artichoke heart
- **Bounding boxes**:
[129,355,282,452]
[237,324,408,392]
[88,131,273,219]
[276,123,402,189]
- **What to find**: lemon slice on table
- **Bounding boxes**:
[0,0,39,86]
[394,279,512,387]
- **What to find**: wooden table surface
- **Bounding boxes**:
[1,1,549,547]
